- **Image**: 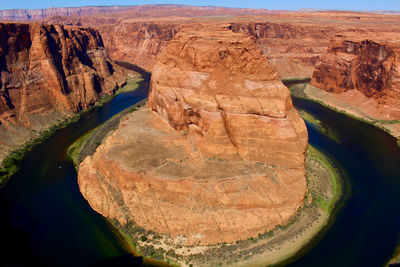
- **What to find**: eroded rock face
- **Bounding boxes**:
[229,22,331,79]
[0,22,128,162]
[148,28,308,168]
[97,22,179,71]
[38,9,400,79]
[78,28,308,246]
[311,39,400,118]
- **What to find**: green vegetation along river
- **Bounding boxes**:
[284,82,400,267]
[0,77,399,266]
[0,66,151,266]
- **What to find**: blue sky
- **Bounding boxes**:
[0,0,399,11]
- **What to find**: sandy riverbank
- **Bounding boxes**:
[291,82,400,140]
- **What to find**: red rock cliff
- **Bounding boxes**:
[39,9,400,79]
[311,38,400,118]
[97,22,179,71]
[0,22,128,163]
[229,22,337,79]
[148,27,308,167]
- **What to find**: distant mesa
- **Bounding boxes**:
[0,5,279,22]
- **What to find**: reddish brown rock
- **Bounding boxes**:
[228,22,331,79]
[148,28,308,168]
[311,38,400,119]
[228,16,400,80]
[38,9,400,78]
[0,22,129,163]
[78,27,308,246]
[97,22,179,71]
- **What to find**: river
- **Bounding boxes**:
[286,92,400,267]
[0,71,150,266]
[0,79,399,266]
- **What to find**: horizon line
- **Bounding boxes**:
[0,4,398,13]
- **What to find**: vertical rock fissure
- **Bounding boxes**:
[214,95,239,149]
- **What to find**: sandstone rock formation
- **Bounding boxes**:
[311,38,400,119]
[228,14,400,80]
[228,22,331,79]
[38,9,400,79]
[78,28,308,246]
[148,28,308,167]
[0,22,129,163]
[97,22,179,71]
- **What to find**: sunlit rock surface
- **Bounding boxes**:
[78,27,308,245]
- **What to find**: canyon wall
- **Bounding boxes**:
[97,20,331,76]
[97,22,179,71]
[82,20,330,77]
[148,27,308,167]
[228,17,400,80]
[0,22,129,163]
[78,27,308,246]
[228,22,332,79]
[311,38,400,119]
[39,9,400,80]
[82,20,330,76]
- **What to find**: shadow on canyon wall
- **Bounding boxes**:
[0,62,154,267]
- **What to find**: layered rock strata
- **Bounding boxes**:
[228,18,400,80]
[228,22,331,79]
[0,22,129,163]
[148,28,308,167]
[40,9,400,79]
[78,28,308,246]
[97,22,179,71]
[311,38,400,119]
